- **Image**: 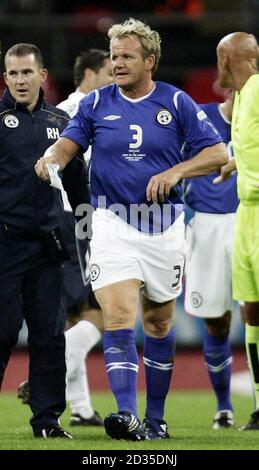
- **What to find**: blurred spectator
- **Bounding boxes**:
[203,0,244,13]
[1,0,52,14]
[183,66,228,103]
[71,6,114,34]
[111,0,158,11]
[154,0,204,16]
[41,74,61,105]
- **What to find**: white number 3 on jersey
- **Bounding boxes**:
[129,125,142,149]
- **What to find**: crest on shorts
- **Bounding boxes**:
[3,114,19,128]
[156,109,172,125]
[90,264,100,282]
[191,291,202,308]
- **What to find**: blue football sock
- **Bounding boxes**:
[144,328,175,420]
[103,329,138,416]
[204,332,233,411]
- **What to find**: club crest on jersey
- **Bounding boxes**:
[4,114,19,128]
[156,109,172,125]
[191,291,202,308]
[90,264,100,282]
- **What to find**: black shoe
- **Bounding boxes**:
[144,417,170,440]
[70,411,103,427]
[213,410,234,430]
[104,411,146,441]
[34,425,73,439]
[239,410,259,431]
[17,381,30,405]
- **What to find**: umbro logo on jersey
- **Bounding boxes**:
[103,115,121,120]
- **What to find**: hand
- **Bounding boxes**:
[212,166,232,184]
[213,158,236,184]
[146,167,182,203]
[35,156,61,182]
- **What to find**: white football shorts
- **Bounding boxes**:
[184,211,236,318]
[89,208,186,303]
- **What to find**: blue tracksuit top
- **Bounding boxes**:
[0,88,89,234]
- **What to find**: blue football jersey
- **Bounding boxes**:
[62,82,222,232]
[184,102,238,214]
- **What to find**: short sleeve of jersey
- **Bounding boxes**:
[176,91,222,157]
[61,91,95,150]
[247,74,259,119]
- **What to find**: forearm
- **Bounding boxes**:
[174,142,228,179]
[35,137,80,182]
[43,137,77,170]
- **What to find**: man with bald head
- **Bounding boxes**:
[215,32,259,431]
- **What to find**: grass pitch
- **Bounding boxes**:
[0,391,258,450]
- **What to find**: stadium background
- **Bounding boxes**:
[0,0,257,348]
[1,6,257,452]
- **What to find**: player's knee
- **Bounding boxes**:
[205,318,230,336]
[205,311,231,336]
[103,304,136,330]
[143,316,172,338]
[241,302,259,325]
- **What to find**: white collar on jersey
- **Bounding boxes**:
[218,103,231,124]
[118,84,156,103]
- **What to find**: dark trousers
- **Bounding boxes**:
[0,226,66,431]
